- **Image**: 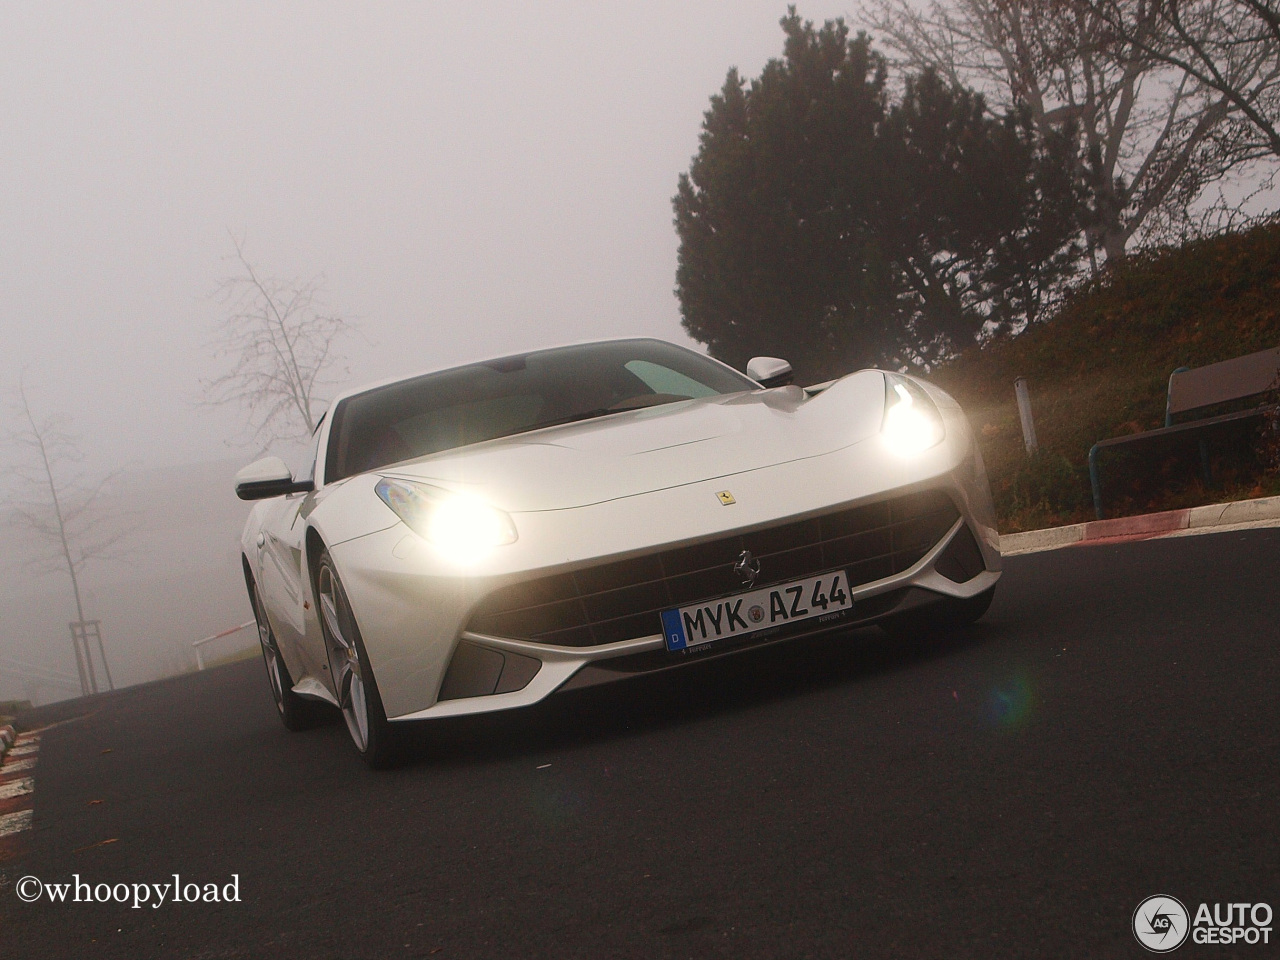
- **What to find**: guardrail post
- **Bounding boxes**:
[1015,377,1038,455]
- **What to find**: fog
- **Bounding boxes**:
[0,3,861,701]
[1,2,856,473]
[0,461,252,703]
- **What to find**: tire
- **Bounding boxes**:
[880,586,995,640]
[314,549,399,768]
[249,579,329,731]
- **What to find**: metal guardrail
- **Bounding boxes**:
[0,658,80,690]
[0,658,80,708]
[192,621,256,670]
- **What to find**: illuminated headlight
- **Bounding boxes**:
[375,478,517,562]
[881,374,944,455]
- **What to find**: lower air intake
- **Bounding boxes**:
[466,489,961,648]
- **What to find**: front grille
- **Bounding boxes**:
[467,489,960,647]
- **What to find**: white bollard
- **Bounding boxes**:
[1015,377,1039,455]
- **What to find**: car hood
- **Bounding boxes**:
[377,370,887,512]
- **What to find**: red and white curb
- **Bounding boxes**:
[1000,494,1280,556]
[0,729,39,851]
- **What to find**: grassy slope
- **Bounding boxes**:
[930,222,1280,533]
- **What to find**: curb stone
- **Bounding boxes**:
[1082,508,1189,540]
[1188,494,1280,526]
[1001,523,1084,553]
[1000,494,1280,556]
[0,724,15,765]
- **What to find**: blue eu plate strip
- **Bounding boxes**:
[660,609,687,651]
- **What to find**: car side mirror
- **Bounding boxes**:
[234,457,315,501]
[747,357,794,388]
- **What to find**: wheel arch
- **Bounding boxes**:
[305,526,328,597]
[241,551,304,685]
[240,553,255,598]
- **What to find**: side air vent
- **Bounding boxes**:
[933,523,986,583]
[437,641,541,701]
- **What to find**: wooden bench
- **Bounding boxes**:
[1088,346,1280,519]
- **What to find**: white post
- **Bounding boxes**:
[192,621,256,670]
[1014,377,1039,455]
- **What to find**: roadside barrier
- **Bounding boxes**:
[192,622,256,670]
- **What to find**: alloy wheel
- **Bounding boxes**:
[317,562,370,752]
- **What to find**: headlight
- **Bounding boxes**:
[881,374,944,455]
[375,478,517,563]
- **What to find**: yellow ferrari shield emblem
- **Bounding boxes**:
[716,490,736,505]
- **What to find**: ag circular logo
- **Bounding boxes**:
[1133,895,1190,952]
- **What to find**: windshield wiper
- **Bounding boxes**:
[515,408,616,435]
[496,395,692,442]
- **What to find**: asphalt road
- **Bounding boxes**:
[2,530,1277,959]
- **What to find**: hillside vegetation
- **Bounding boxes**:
[931,222,1280,533]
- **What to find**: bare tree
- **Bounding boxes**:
[202,237,355,450]
[864,0,1256,264]
[1087,0,1280,160]
[5,376,132,696]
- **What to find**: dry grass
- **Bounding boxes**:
[930,222,1280,532]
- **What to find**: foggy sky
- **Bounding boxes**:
[1,1,857,476]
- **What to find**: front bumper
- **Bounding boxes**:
[328,427,1001,721]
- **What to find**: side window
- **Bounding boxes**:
[624,360,719,398]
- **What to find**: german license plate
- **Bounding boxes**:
[660,571,852,651]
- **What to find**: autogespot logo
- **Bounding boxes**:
[1133,895,1190,952]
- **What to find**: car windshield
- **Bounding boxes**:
[325,339,756,482]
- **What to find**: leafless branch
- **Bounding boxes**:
[2,374,140,694]
[863,0,1272,261]
[200,235,357,452]
[1086,0,1280,160]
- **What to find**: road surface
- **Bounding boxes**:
[2,529,1277,958]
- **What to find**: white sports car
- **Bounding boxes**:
[236,338,1000,765]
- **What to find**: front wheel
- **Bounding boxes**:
[315,549,399,767]
[249,579,329,731]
